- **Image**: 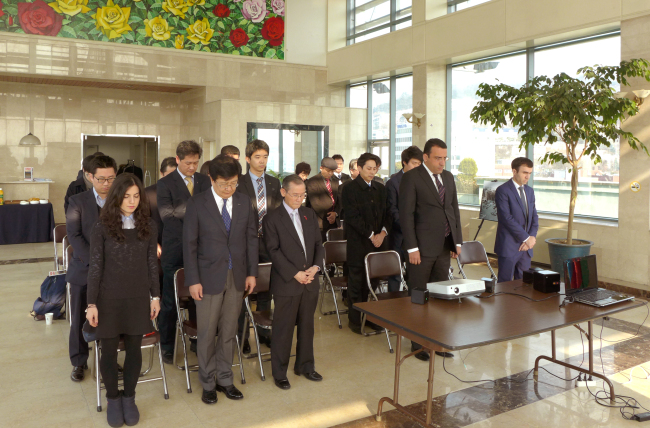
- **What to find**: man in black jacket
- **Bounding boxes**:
[66,155,116,382]
[385,146,422,292]
[264,175,325,390]
[157,140,211,363]
[145,157,178,248]
[64,152,104,213]
[332,154,352,186]
[399,138,462,361]
[306,157,341,241]
[341,153,391,334]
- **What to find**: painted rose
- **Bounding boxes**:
[271,0,284,16]
[241,0,266,23]
[144,16,173,41]
[213,3,230,18]
[161,0,189,19]
[261,16,284,47]
[186,17,215,45]
[92,0,132,40]
[229,28,248,48]
[18,0,63,36]
[186,0,205,6]
[175,34,184,49]
[8,16,13,25]
[48,0,91,16]
[0,1,4,18]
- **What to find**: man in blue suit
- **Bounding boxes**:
[385,146,423,292]
[494,157,539,283]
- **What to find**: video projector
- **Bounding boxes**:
[426,279,486,300]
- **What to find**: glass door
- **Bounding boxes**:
[369,140,390,181]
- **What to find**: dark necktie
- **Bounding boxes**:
[222,198,232,270]
[256,177,266,235]
[519,186,529,225]
[434,174,450,237]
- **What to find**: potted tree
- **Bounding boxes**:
[469,59,650,275]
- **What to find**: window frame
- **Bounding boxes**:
[347,0,412,45]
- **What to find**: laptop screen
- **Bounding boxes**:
[563,254,598,292]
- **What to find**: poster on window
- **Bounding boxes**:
[478,180,505,222]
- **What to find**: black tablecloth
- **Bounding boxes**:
[0,203,55,245]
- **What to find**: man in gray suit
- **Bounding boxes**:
[183,155,258,405]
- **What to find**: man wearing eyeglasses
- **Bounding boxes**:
[263,174,324,390]
[66,155,117,382]
[399,138,462,362]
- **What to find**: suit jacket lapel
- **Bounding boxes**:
[85,190,100,222]
[264,174,276,208]
[509,179,528,227]
[280,205,305,255]
[172,171,192,198]
[229,196,243,244]
[204,193,228,237]
[418,166,442,207]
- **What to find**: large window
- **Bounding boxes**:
[347,74,413,179]
[348,0,412,45]
[449,33,621,219]
[448,0,491,13]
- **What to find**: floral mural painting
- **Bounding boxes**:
[0,0,285,59]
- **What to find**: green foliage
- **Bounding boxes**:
[457,157,478,194]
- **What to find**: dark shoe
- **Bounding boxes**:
[216,384,243,400]
[348,323,362,335]
[161,350,173,365]
[274,378,291,390]
[106,392,124,428]
[201,389,218,405]
[295,370,323,382]
[71,366,85,382]
[367,322,384,332]
[242,339,251,354]
[258,335,272,348]
[435,351,454,358]
[414,351,430,362]
[121,392,139,426]
[190,341,197,354]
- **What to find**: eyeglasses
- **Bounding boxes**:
[287,192,307,199]
[216,182,239,190]
[93,176,116,184]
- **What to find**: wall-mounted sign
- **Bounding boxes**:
[631,181,641,192]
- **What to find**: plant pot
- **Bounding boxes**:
[545,238,594,281]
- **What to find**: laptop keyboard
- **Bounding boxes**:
[577,289,618,303]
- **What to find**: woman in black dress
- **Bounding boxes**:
[86,173,160,427]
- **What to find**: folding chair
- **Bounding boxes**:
[53,224,66,270]
[241,262,273,381]
[65,245,73,326]
[320,240,348,328]
[363,250,409,353]
[93,330,169,412]
[326,228,345,241]
[456,241,497,280]
[173,268,245,392]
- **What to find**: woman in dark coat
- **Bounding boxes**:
[86,173,160,427]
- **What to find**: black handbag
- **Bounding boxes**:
[82,320,97,343]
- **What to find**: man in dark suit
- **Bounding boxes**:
[235,139,282,350]
[332,154,352,186]
[494,157,539,283]
[385,146,423,292]
[306,157,341,241]
[184,155,258,405]
[399,138,462,361]
[157,140,211,363]
[341,152,391,334]
[66,155,116,382]
[264,175,325,390]
[145,157,177,248]
[64,152,104,213]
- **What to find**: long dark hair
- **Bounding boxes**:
[100,173,151,243]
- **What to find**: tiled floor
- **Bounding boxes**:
[2,242,650,427]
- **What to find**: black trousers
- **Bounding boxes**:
[407,237,452,351]
[160,264,196,352]
[100,334,143,399]
[271,289,319,380]
[347,264,379,327]
[69,283,89,367]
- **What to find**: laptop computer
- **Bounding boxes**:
[563,255,634,307]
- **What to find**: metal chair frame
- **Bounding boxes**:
[93,332,169,412]
[456,241,497,280]
[319,240,348,328]
[53,225,67,270]
[65,244,73,326]
[172,268,245,392]
[326,228,345,241]
[363,250,408,353]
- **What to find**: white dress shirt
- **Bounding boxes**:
[92,188,106,208]
[212,188,232,217]
[177,167,194,186]
[121,213,135,229]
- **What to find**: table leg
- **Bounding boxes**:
[425,351,436,426]
[534,320,615,402]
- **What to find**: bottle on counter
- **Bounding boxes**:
[0,188,3,205]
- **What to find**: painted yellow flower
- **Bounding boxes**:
[92,0,132,40]
[175,34,185,49]
[186,0,205,6]
[48,0,91,16]
[161,0,189,19]
[144,16,173,41]
[186,17,214,45]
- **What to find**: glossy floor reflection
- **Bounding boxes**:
[1,243,649,428]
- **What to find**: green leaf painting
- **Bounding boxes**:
[0,0,285,59]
